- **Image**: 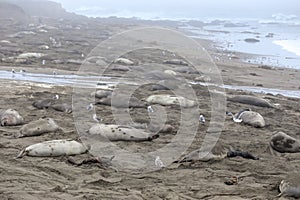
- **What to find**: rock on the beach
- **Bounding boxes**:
[88,124,159,141]
[146,94,197,108]
[228,95,272,108]
[17,139,89,158]
[270,131,300,153]
[18,118,61,138]
[238,111,265,128]
[0,109,24,126]
[114,58,134,65]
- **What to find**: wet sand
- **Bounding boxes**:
[0,16,300,200]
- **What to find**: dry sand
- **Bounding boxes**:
[0,16,300,200]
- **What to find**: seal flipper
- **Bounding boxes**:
[16,148,27,158]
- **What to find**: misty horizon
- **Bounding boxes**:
[49,0,300,20]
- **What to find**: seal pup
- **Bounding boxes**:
[18,118,61,138]
[146,94,197,108]
[16,139,89,158]
[88,124,159,141]
[228,109,265,128]
[163,59,188,66]
[269,131,300,153]
[50,103,72,113]
[0,109,24,126]
[278,175,300,198]
[228,95,272,108]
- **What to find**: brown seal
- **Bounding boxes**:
[270,131,300,153]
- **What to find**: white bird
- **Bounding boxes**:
[199,114,205,123]
[93,114,102,123]
[147,105,154,113]
[53,94,59,100]
[42,60,46,65]
[226,109,251,123]
[155,156,165,168]
[19,69,26,73]
[86,103,93,111]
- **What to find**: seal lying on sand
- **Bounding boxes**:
[178,149,226,162]
[278,175,300,198]
[146,94,197,108]
[0,109,24,126]
[88,124,159,141]
[18,118,61,138]
[114,58,134,65]
[163,59,188,66]
[50,103,72,113]
[96,95,147,108]
[32,99,54,109]
[237,110,265,128]
[91,90,112,99]
[269,131,300,153]
[228,95,272,108]
[16,139,89,158]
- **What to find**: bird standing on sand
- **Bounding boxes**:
[147,105,154,113]
[226,108,251,123]
[93,114,102,123]
[86,103,93,111]
[199,114,205,123]
[155,156,165,168]
[53,94,59,100]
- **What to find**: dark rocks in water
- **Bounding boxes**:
[244,38,260,43]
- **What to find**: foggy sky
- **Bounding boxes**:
[51,0,300,19]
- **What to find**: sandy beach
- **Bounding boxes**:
[1,3,300,200]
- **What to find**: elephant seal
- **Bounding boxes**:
[51,103,72,113]
[150,80,178,91]
[96,95,147,108]
[146,94,197,108]
[163,59,188,66]
[228,95,272,108]
[0,109,24,126]
[16,139,89,158]
[238,110,265,128]
[18,118,61,138]
[278,175,300,198]
[178,149,226,162]
[114,58,134,65]
[145,70,175,80]
[270,132,300,153]
[88,124,159,141]
[32,99,54,109]
[91,90,112,99]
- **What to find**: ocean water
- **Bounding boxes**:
[180,18,300,69]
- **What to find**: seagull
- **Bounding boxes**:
[86,103,93,111]
[93,114,102,123]
[53,94,59,100]
[42,60,46,65]
[226,108,251,123]
[11,69,15,73]
[155,156,165,168]
[147,105,154,113]
[19,69,26,73]
[53,70,57,76]
[199,114,205,123]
